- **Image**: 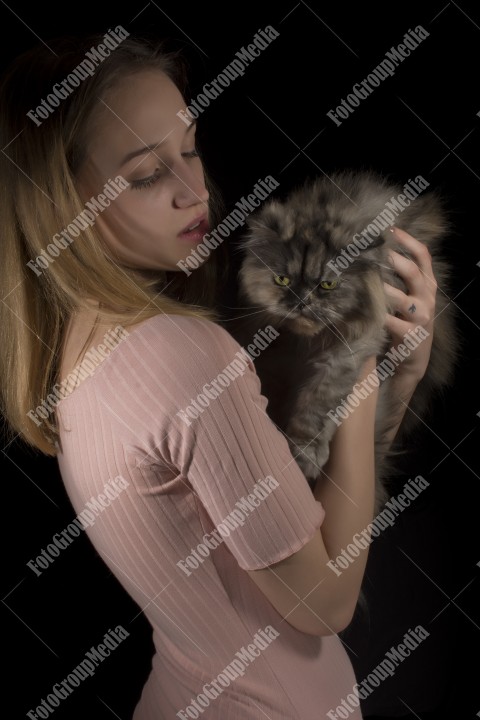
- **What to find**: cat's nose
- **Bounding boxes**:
[299,296,315,316]
[300,306,316,319]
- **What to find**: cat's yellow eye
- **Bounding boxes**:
[273,274,291,287]
[319,279,338,290]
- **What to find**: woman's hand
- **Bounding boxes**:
[383,226,437,385]
[382,226,438,444]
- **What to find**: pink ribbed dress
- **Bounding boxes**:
[55,314,363,719]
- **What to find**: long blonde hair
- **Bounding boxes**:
[0,34,230,456]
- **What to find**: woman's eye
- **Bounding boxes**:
[130,170,163,191]
[130,149,200,190]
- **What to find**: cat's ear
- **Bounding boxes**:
[246,201,284,237]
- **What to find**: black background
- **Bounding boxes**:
[1,1,479,719]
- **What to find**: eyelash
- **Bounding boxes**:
[131,149,200,190]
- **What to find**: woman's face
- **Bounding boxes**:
[76,69,210,272]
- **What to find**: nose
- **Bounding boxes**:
[299,294,315,315]
[173,162,209,209]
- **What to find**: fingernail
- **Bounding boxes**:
[389,226,396,233]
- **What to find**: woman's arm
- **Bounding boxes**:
[247,355,378,636]
[378,226,438,447]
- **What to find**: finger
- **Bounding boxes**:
[389,226,435,282]
[384,311,418,338]
[384,281,415,317]
[383,281,432,324]
[383,281,407,305]
[387,249,436,298]
[385,313,423,343]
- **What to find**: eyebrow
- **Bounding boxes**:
[119,120,197,168]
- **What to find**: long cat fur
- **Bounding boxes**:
[223,170,458,515]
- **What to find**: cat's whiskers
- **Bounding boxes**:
[221,307,275,322]
[374,261,395,272]
[277,313,299,329]
[220,303,267,311]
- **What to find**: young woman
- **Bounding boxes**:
[0,33,437,719]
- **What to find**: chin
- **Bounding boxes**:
[286,315,324,336]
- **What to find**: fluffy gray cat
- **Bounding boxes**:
[224,170,457,513]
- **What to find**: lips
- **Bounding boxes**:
[178,214,210,243]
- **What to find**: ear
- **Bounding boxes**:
[246,200,283,231]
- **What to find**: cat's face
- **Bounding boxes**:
[238,191,386,337]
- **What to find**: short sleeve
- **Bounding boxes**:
[133,315,326,571]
